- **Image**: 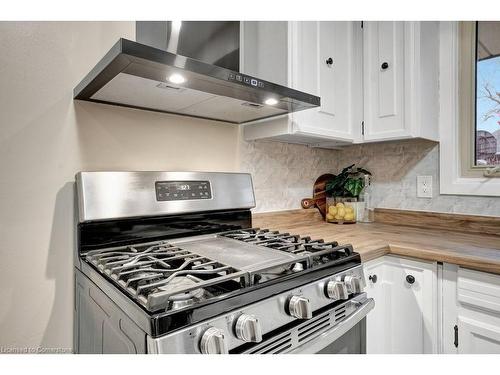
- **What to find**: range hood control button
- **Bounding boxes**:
[288,295,312,319]
[199,327,228,354]
[235,314,263,343]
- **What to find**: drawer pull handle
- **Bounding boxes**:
[406,275,415,284]
[368,275,377,283]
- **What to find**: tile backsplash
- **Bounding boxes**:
[238,137,338,213]
[334,139,500,216]
[240,136,500,216]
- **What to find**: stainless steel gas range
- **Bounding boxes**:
[74,171,374,354]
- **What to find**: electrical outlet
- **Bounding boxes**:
[417,175,433,198]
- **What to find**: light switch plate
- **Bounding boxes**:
[417,175,433,198]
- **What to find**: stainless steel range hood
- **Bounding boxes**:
[73,21,320,124]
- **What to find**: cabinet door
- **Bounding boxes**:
[455,267,500,353]
[458,316,500,354]
[364,256,438,353]
[290,21,362,142]
[363,22,409,141]
[364,259,389,353]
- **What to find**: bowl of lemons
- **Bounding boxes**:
[325,198,357,224]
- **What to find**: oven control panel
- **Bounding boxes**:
[147,265,372,353]
[155,180,212,201]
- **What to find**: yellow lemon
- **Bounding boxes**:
[336,202,345,208]
[344,213,354,221]
[337,207,346,217]
[334,215,343,220]
[345,206,354,213]
[326,213,334,221]
[328,206,338,216]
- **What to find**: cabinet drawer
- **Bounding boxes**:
[457,267,500,314]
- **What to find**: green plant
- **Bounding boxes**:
[325,164,371,198]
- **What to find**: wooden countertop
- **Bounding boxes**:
[252,209,500,275]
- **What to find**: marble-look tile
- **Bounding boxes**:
[334,140,500,217]
[238,132,500,216]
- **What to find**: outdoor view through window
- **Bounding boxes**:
[476,21,500,166]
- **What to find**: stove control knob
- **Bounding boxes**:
[235,314,263,343]
[199,327,228,354]
[325,280,349,300]
[288,295,312,319]
[344,275,366,294]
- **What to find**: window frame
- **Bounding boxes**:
[460,21,500,175]
[439,21,500,197]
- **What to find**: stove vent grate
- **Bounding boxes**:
[242,302,349,354]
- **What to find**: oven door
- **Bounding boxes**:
[289,297,373,354]
[242,295,374,354]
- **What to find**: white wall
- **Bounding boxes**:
[0,22,239,351]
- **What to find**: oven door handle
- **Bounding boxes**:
[288,297,375,354]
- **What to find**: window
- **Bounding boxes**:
[458,22,500,178]
[439,22,500,196]
[475,22,500,167]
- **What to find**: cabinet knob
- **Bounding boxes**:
[381,62,389,70]
[368,274,377,283]
[326,57,333,66]
[406,275,415,285]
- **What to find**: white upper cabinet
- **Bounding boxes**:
[363,22,406,140]
[242,21,362,147]
[290,22,363,142]
[362,21,439,142]
[242,21,440,147]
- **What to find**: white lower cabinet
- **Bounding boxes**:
[457,315,500,353]
[448,266,500,354]
[363,255,438,353]
[366,257,500,354]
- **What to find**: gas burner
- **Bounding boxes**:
[85,242,247,312]
[221,228,353,268]
[158,275,208,310]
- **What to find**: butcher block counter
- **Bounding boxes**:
[252,208,500,275]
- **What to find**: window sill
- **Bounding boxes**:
[440,176,500,197]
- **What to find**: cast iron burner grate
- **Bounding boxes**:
[221,228,353,266]
[85,241,248,312]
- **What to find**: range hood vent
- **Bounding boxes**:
[73,22,320,124]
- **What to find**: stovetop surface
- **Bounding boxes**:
[83,228,358,315]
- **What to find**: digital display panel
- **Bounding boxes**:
[155,181,212,201]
